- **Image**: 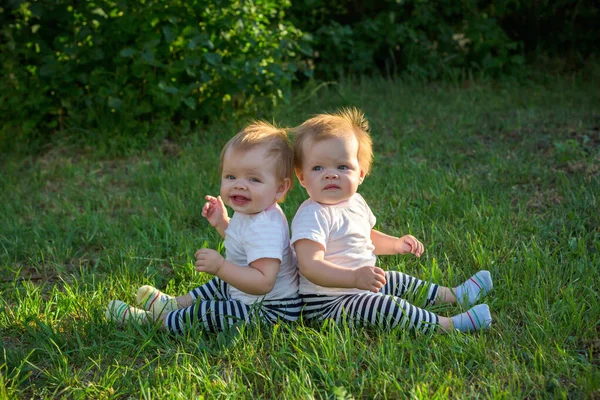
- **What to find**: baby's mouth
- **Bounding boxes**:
[231,195,251,205]
[324,184,340,190]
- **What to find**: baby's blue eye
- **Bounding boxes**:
[312,166,323,171]
[250,177,261,183]
[225,175,235,180]
[338,165,348,170]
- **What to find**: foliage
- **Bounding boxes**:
[289,0,525,79]
[0,0,304,145]
[496,0,600,59]
[289,0,599,80]
[1,0,598,151]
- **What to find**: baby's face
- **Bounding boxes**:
[220,145,286,214]
[297,134,365,205]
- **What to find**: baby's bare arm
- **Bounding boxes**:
[195,248,279,295]
[370,229,424,257]
[294,239,386,293]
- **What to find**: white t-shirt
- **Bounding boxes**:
[224,203,298,304]
[291,193,377,295]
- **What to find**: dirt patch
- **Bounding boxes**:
[553,155,600,178]
[160,138,182,157]
[475,114,600,154]
[2,258,95,287]
[526,188,564,210]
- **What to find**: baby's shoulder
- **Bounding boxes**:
[293,199,332,220]
[351,192,369,206]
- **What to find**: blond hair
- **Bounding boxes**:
[220,121,294,188]
[292,107,373,176]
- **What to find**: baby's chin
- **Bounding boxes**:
[313,196,352,206]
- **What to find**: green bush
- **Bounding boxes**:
[289,0,524,80]
[496,0,599,58]
[0,0,304,145]
[289,0,599,80]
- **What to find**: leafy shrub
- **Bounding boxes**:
[495,0,600,61]
[290,0,599,80]
[0,0,304,146]
[289,0,524,80]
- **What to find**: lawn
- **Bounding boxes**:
[1,72,599,398]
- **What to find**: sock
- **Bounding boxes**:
[136,285,179,318]
[451,304,492,332]
[454,270,493,306]
[106,300,149,324]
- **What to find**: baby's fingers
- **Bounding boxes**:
[195,249,206,258]
[416,242,424,257]
[201,203,210,217]
[370,284,382,293]
[411,240,424,257]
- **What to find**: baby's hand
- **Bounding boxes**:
[395,235,424,257]
[195,248,225,275]
[202,195,228,227]
[353,266,387,293]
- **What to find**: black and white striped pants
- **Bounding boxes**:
[300,271,440,334]
[164,277,302,334]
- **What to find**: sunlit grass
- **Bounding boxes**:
[1,74,599,398]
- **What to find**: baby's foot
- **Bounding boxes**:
[454,270,493,306]
[136,285,179,318]
[106,300,149,324]
[451,304,492,332]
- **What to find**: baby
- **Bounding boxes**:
[107,121,301,333]
[291,108,493,333]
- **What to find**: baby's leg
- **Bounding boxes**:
[259,297,303,323]
[452,271,493,307]
[136,277,229,318]
[106,300,151,324]
[313,292,439,334]
[440,304,492,332]
[438,270,493,306]
[383,270,493,307]
[314,293,491,333]
[380,271,439,307]
[163,299,252,334]
[188,277,230,301]
[163,294,301,334]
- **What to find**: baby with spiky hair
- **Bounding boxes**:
[291,107,493,333]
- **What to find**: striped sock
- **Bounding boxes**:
[454,270,493,306]
[451,304,492,332]
[136,285,179,318]
[106,300,149,324]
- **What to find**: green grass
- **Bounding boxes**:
[1,71,599,398]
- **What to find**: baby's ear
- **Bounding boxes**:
[358,169,366,184]
[295,170,306,188]
[276,178,292,200]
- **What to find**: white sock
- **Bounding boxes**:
[136,285,179,318]
[454,270,493,306]
[451,304,492,332]
[106,300,149,324]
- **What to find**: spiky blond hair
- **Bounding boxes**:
[220,121,294,189]
[292,107,373,175]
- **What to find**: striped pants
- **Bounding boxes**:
[164,278,302,334]
[301,271,440,334]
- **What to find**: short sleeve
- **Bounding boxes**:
[291,206,330,250]
[367,203,376,228]
[243,217,285,265]
[353,193,376,228]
